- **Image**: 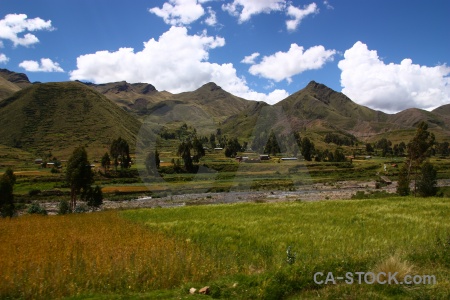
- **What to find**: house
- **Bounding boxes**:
[34,158,43,164]
[214,147,223,150]
[281,157,298,161]
[260,155,270,160]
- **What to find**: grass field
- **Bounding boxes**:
[1,196,449,299]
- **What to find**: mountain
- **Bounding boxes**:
[82,81,173,116]
[433,104,450,116]
[222,80,450,143]
[0,69,32,100]
[0,81,141,157]
[1,67,450,152]
[84,81,252,127]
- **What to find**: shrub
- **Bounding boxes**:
[27,202,48,215]
[58,199,71,215]
[74,203,88,213]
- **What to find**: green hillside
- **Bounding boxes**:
[0,81,142,157]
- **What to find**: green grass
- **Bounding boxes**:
[119,197,450,299]
[2,197,450,299]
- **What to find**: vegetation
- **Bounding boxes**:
[1,197,449,299]
[110,137,131,170]
[0,167,16,217]
[397,121,436,196]
[66,147,94,211]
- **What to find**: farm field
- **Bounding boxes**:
[1,196,449,299]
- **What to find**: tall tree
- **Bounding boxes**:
[416,162,437,197]
[101,152,111,173]
[66,147,94,211]
[110,137,131,170]
[405,121,435,196]
[396,165,410,196]
[264,131,281,156]
[177,137,205,172]
[0,168,16,218]
[177,141,193,172]
[84,185,103,211]
[145,149,160,176]
[301,137,314,161]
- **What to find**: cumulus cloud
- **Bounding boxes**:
[69,26,289,103]
[286,3,318,31]
[248,43,336,83]
[19,58,64,72]
[222,0,286,23]
[0,53,9,64]
[149,0,205,25]
[204,7,218,26]
[0,13,53,47]
[338,41,450,113]
[241,52,260,64]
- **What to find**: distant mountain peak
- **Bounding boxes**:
[201,82,222,92]
[0,68,31,86]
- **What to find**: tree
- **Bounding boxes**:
[84,185,103,211]
[416,162,437,197]
[225,138,242,158]
[177,141,194,172]
[396,165,410,196]
[192,137,205,162]
[101,152,111,173]
[110,137,131,170]
[177,137,205,172]
[0,168,16,218]
[264,131,281,156]
[436,142,450,157]
[366,143,374,154]
[405,122,435,196]
[145,149,160,175]
[66,147,94,211]
[301,137,314,161]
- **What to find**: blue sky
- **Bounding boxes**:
[1,0,449,113]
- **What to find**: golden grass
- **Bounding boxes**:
[0,212,217,299]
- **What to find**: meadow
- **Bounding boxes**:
[1,196,449,299]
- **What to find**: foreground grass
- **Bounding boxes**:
[1,197,450,299]
[0,212,220,299]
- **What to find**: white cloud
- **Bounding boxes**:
[286,3,318,31]
[19,58,64,72]
[149,0,205,26]
[338,41,450,113]
[241,52,260,64]
[69,26,288,104]
[204,7,218,26]
[323,0,334,10]
[222,0,286,23]
[0,13,53,47]
[248,43,336,83]
[0,53,8,64]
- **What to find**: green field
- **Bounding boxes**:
[1,196,449,299]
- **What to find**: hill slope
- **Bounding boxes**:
[0,81,141,157]
[222,81,450,144]
[0,69,32,100]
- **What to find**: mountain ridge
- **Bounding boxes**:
[1,68,450,154]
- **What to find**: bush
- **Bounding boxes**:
[27,202,48,215]
[58,199,71,215]
[74,204,88,213]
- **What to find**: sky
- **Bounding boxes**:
[0,0,449,113]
